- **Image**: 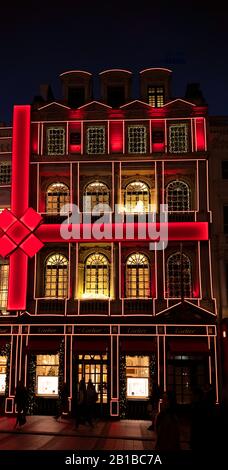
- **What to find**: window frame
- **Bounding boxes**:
[84,253,110,299]
[44,253,69,299]
[167,251,192,298]
[46,182,70,214]
[86,126,106,155]
[168,123,189,154]
[166,180,191,211]
[46,126,66,156]
[125,253,151,298]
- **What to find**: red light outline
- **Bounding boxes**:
[8,106,31,310]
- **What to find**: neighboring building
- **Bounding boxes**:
[0,68,218,418]
[209,116,228,386]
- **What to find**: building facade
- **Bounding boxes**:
[209,116,228,386]
[0,68,218,418]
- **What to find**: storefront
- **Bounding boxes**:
[0,318,218,419]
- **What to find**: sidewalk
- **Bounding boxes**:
[0,415,190,450]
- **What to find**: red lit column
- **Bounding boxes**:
[8,106,31,310]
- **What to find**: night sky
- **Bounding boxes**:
[0,0,227,123]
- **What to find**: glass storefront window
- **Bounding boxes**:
[0,355,7,394]
[36,354,59,396]
[126,356,149,399]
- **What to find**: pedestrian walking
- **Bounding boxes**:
[155,391,180,451]
[75,379,86,427]
[14,381,28,428]
[147,382,161,430]
[86,379,98,426]
[54,382,69,421]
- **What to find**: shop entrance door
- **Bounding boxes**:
[167,354,209,405]
[77,354,108,412]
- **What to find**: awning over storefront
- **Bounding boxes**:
[27,337,62,352]
[168,337,209,353]
[73,337,109,353]
[120,337,157,352]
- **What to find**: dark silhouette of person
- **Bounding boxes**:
[15,380,28,427]
[86,379,98,426]
[75,379,86,428]
[55,382,68,421]
[148,382,161,430]
[155,391,180,451]
[191,384,219,453]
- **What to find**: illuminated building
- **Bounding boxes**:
[209,116,228,386]
[0,69,218,417]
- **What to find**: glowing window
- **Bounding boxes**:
[166,180,191,211]
[126,356,149,399]
[0,162,11,185]
[167,252,192,298]
[128,126,147,154]
[169,124,188,153]
[84,181,110,212]
[0,263,9,311]
[78,354,108,404]
[0,355,7,394]
[124,181,150,213]
[148,86,164,107]
[36,354,59,396]
[126,253,150,298]
[47,127,65,155]
[46,182,70,214]
[84,253,109,298]
[45,254,68,298]
[87,126,105,154]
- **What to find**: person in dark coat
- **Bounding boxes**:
[15,381,28,427]
[148,382,161,430]
[155,391,180,451]
[55,382,69,421]
[75,379,87,428]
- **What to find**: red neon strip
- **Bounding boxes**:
[195,118,206,151]
[109,121,123,152]
[8,105,31,311]
[37,222,208,242]
[11,106,31,217]
[7,250,28,310]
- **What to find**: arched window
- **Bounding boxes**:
[124,181,150,213]
[126,253,150,298]
[84,181,110,212]
[166,180,191,211]
[167,252,192,298]
[45,254,68,298]
[0,261,9,310]
[84,253,109,298]
[46,182,70,214]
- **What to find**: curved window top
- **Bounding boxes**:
[85,181,109,192]
[46,254,68,267]
[166,180,191,211]
[86,253,108,266]
[125,181,149,192]
[127,253,149,266]
[47,182,69,193]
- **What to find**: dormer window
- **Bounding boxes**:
[68,86,85,108]
[148,86,164,107]
[107,86,125,108]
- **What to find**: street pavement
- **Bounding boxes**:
[0,415,190,450]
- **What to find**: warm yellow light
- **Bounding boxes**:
[81,293,110,300]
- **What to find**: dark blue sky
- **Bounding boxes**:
[0,0,227,123]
